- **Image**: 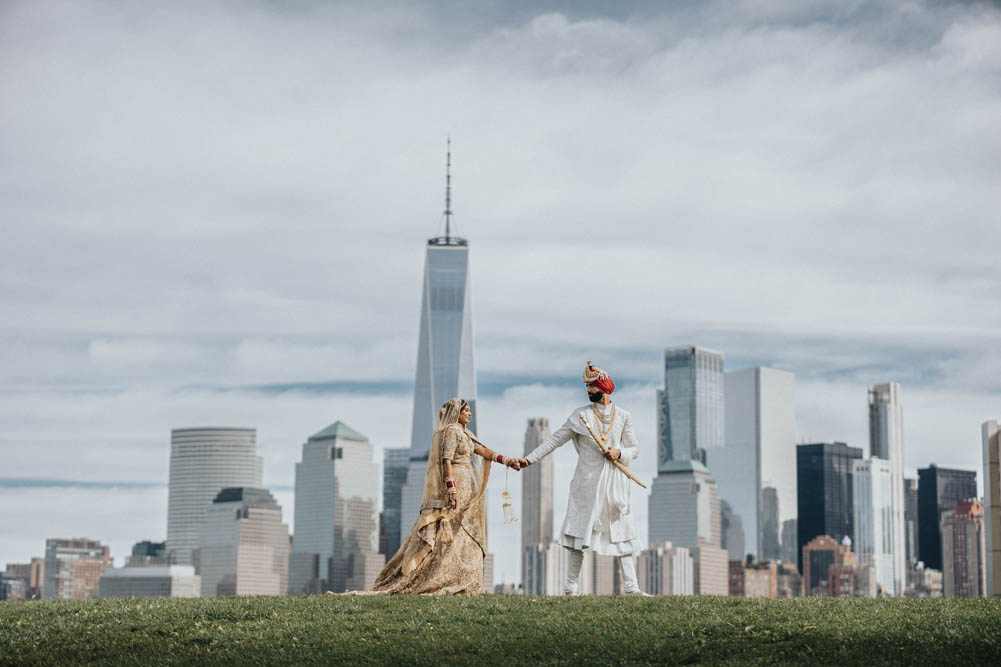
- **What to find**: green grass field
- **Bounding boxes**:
[2,595,1000,665]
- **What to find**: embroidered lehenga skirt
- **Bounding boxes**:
[371,460,486,595]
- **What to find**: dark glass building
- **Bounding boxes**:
[379,447,410,559]
[657,346,724,467]
[917,465,977,570]
[796,442,863,571]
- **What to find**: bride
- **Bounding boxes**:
[370,397,520,594]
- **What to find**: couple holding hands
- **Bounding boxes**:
[369,362,648,597]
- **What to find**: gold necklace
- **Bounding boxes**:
[592,402,615,423]
[591,404,616,441]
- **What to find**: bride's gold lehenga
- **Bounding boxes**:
[370,421,490,595]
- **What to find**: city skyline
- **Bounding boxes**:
[2,0,999,580]
[0,358,988,584]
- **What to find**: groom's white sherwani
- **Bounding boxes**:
[525,402,642,556]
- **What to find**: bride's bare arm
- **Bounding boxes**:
[473,445,521,470]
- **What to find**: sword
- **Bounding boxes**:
[578,414,647,489]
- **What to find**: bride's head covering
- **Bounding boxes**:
[435,397,467,434]
[420,397,490,518]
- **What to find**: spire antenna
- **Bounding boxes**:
[444,137,452,240]
[427,137,466,247]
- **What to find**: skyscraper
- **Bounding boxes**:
[521,418,554,596]
[796,442,863,571]
[983,419,1001,597]
[650,346,725,594]
[657,346,724,466]
[917,464,977,570]
[289,421,383,594]
[710,366,796,562]
[400,144,478,530]
[166,427,263,566]
[199,487,289,597]
[720,500,746,561]
[380,447,410,559]
[649,460,721,550]
[905,477,919,564]
[43,538,112,600]
[852,458,896,595]
[868,383,906,596]
[781,519,798,564]
[941,499,986,598]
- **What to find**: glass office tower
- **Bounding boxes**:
[521,418,555,596]
[982,419,1001,597]
[709,366,797,562]
[657,346,724,467]
[868,382,906,595]
[917,464,977,571]
[290,421,382,594]
[853,457,896,595]
[796,442,863,571]
[166,427,263,567]
[380,448,410,559]
[399,147,478,530]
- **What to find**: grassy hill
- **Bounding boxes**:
[2,595,1000,665]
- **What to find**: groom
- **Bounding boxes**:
[515,362,647,596]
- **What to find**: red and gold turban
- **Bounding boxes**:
[582,360,615,394]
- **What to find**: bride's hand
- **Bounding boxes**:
[507,458,522,471]
[447,492,457,509]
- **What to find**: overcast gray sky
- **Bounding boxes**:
[2,0,999,579]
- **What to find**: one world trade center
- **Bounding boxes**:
[399,142,478,528]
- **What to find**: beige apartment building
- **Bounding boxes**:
[198,487,289,597]
[942,499,986,598]
[43,538,112,600]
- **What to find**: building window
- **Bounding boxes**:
[431,287,462,311]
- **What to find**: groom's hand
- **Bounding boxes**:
[604,448,621,461]
[513,457,529,469]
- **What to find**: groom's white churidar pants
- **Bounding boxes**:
[564,548,639,595]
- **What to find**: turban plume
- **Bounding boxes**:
[582,361,615,394]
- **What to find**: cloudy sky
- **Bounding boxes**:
[2,0,999,581]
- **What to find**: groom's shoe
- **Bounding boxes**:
[633,591,653,597]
